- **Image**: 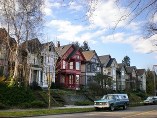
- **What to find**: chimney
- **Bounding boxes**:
[57,41,60,47]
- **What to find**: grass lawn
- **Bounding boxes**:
[0,108,95,117]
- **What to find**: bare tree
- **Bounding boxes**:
[116,0,157,38]
[0,0,43,84]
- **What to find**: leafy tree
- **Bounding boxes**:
[146,69,154,95]
[94,73,112,91]
[81,41,90,51]
[122,56,130,66]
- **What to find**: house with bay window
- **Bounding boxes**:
[81,50,101,87]
[55,43,85,90]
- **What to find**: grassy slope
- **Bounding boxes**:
[0,108,95,117]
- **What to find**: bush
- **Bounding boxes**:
[30,101,47,108]
[0,102,8,109]
[30,81,42,90]
[50,82,58,89]
[74,100,93,106]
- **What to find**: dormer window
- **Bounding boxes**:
[62,60,66,69]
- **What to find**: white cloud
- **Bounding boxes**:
[68,1,83,11]
[47,19,97,43]
[42,0,62,16]
[101,32,157,54]
[89,0,130,28]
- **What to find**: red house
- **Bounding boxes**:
[55,43,85,90]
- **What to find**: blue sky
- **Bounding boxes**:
[42,0,157,69]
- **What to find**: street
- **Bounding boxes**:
[25,105,157,118]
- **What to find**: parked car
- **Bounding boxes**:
[94,94,129,111]
[144,96,157,105]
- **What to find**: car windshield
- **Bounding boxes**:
[102,95,115,100]
[147,97,153,100]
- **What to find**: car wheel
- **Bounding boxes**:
[123,103,127,110]
[110,105,115,111]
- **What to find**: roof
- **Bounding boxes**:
[99,55,111,66]
[82,50,95,61]
[137,69,145,76]
[0,28,16,47]
[126,66,136,74]
[106,58,116,67]
[22,38,41,53]
[55,44,72,57]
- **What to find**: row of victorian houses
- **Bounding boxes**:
[0,28,146,91]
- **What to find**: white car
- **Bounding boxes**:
[144,96,157,105]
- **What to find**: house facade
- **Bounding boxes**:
[99,55,118,90]
[0,28,15,78]
[117,63,128,91]
[137,69,146,92]
[126,66,137,91]
[21,39,57,88]
[81,50,101,87]
[55,44,85,90]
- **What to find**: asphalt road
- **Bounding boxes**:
[26,105,157,118]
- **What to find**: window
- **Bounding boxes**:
[49,46,52,51]
[62,60,66,69]
[87,64,91,72]
[41,56,43,64]
[70,62,73,69]
[76,75,79,84]
[76,62,80,70]
[77,55,80,60]
[61,76,65,83]
[121,71,124,76]
[69,75,73,84]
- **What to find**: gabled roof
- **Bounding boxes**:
[99,55,111,66]
[55,44,85,61]
[55,44,72,57]
[106,58,116,67]
[0,28,16,47]
[82,50,97,61]
[137,69,145,76]
[22,38,41,53]
[126,66,136,74]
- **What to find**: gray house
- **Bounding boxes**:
[137,69,146,92]
[117,63,128,91]
[99,55,118,90]
[81,50,101,87]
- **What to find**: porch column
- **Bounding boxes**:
[38,70,41,86]
[29,69,32,85]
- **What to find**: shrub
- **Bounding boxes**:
[0,102,8,109]
[74,100,93,106]
[30,81,42,90]
[50,82,58,89]
[30,101,47,108]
